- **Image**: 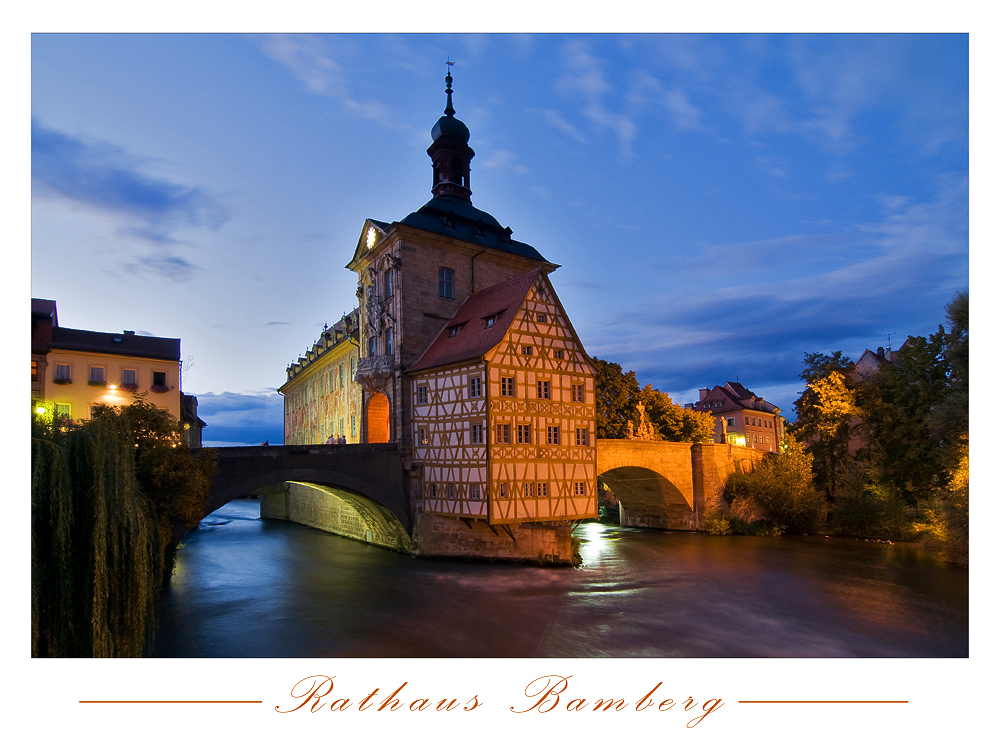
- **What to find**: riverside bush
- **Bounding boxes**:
[723,440,824,534]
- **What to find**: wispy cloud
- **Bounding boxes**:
[555,39,637,156]
[583,175,968,410]
[196,391,284,445]
[257,34,408,130]
[31,120,228,241]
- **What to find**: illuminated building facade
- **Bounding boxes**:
[408,268,597,524]
[31,298,183,423]
[278,311,363,444]
[692,381,784,451]
[339,71,598,536]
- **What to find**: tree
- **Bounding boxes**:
[639,384,716,442]
[792,351,857,501]
[721,438,824,534]
[31,398,216,656]
[593,358,640,439]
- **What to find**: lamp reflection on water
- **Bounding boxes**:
[576,522,615,566]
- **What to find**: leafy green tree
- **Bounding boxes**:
[32,410,162,657]
[639,384,716,442]
[722,438,824,534]
[792,351,857,501]
[32,399,216,656]
[593,358,640,438]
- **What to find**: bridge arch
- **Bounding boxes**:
[598,465,695,530]
[596,439,699,531]
[204,444,412,550]
[262,481,412,553]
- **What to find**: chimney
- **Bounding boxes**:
[699,388,710,401]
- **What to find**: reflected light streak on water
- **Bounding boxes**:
[152,499,968,658]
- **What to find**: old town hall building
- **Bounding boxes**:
[282,73,597,556]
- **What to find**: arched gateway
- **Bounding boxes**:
[366,392,390,443]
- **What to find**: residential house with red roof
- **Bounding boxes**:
[691,381,785,451]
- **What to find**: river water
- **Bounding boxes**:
[152,499,967,658]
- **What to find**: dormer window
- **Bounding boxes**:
[449,326,460,337]
[484,316,495,328]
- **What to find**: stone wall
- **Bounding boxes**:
[413,512,574,565]
[692,443,765,526]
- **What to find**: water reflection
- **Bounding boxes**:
[153,500,967,658]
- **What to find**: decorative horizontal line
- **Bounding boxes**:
[738,701,908,704]
[79,701,262,704]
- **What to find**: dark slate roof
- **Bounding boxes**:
[31,298,57,321]
[720,382,779,414]
[407,268,541,373]
[398,195,549,263]
[49,327,180,361]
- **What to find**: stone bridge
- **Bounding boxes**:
[203,443,413,552]
[596,439,763,531]
[199,440,766,557]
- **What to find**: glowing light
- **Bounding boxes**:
[35,406,46,415]
[366,227,376,249]
[109,384,117,390]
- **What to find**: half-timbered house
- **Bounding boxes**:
[408,268,597,525]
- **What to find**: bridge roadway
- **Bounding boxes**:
[202,439,763,554]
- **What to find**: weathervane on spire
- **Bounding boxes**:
[444,58,455,116]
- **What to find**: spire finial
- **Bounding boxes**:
[444,58,455,116]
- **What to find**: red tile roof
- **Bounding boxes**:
[407,268,542,373]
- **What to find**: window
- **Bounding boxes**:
[439,267,455,298]
[351,357,357,381]
[517,424,532,444]
[495,423,511,444]
[484,316,495,328]
[744,416,749,425]
[152,371,167,387]
[430,484,438,498]
[536,313,547,323]
[547,426,560,445]
[417,385,428,404]
[31,360,38,379]
[726,417,735,427]
[571,384,584,402]
[54,364,71,382]
[471,423,484,444]
[525,482,535,497]
[368,337,377,357]
[385,327,394,356]
[121,369,137,387]
[469,376,482,398]
[351,415,357,437]
[384,269,393,297]
[470,484,481,500]
[576,427,589,446]
[90,405,103,419]
[339,364,345,388]
[501,377,515,397]
[449,326,460,337]
[522,345,533,356]
[553,349,564,359]
[538,482,548,497]
[340,418,345,437]
[538,380,550,399]
[89,366,105,385]
[499,483,508,498]
[55,403,70,417]
[447,484,456,499]
[574,481,588,495]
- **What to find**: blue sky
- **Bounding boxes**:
[30,33,969,446]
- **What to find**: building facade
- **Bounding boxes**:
[278,312,363,445]
[282,72,598,553]
[31,298,183,423]
[691,381,785,452]
[408,268,597,524]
